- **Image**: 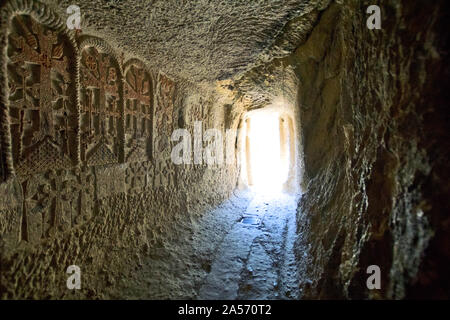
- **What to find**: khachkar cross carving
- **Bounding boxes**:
[9,16,70,142]
[154,74,175,156]
[7,15,75,177]
[80,47,121,165]
[124,64,152,161]
[52,81,72,156]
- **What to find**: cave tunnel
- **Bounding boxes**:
[0,0,449,303]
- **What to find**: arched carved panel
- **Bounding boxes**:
[22,168,86,243]
[5,14,79,180]
[125,160,154,194]
[154,73,175,158]
[79,36,124,166]
[123,59,153,162]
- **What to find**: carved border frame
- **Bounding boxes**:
[0,0,81,181]
[77,35,125,164]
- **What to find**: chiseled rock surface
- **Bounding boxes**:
[291,1,449,299]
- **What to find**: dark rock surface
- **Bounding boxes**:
[289,1,449,299]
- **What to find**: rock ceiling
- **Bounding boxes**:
[46,0,321,82]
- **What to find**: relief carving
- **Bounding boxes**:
[124,60,153,162]
[0,178,23,247]
[188,96,205,126]
[1,9,179,246]
[154,74,175,157]
[79,40,123,166]
[95,164,126,199]
[20,167,96,243]
[73,166,95,224]
[154,159,176,189]
[125,162,146,194]
[125,161,154,194]
[22,169,79,242]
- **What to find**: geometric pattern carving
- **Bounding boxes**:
[80,43,123,166]
[95,164,125,199]
[15,136,73,180]
[189,96,206,126]
[124,60,152,162]
[7,15,78,178]
[86,140,117,166]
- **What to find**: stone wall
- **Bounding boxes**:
[0,0,237,299]
[293,0,449,299]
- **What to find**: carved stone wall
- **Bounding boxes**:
[7,14,78,179]
[0,0,237,299]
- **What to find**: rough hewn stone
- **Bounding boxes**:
[226,0,449,299]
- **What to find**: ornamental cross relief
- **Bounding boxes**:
[124,64,152,161]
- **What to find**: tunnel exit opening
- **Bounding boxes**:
[240,110,296,194]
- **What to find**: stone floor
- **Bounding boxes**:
[109,189,301,299]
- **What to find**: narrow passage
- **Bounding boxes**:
[111,190,300,300]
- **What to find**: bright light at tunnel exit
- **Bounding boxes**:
[248,112,289,193]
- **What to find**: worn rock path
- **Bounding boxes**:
[110,189,300,299]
